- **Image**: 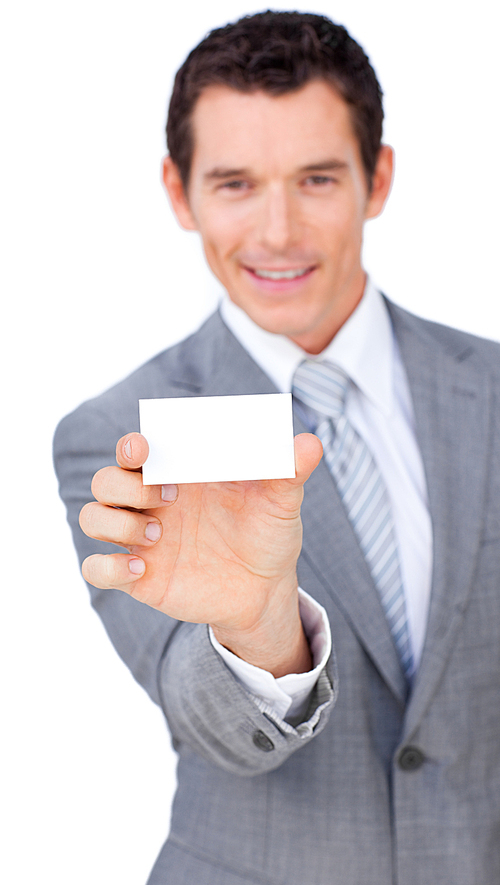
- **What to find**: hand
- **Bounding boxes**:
[80,432,323,676]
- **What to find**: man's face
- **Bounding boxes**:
[164,80,393,353]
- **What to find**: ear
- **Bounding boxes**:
[162,155,198,231]
[365,145,394,220]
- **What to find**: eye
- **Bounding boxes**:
[304,174,335,186]
[221,179,248,191]
[216,178,255,198]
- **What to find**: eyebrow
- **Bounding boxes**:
[204,167,250,182]
[203,159,349,182]
[300,160,349,173]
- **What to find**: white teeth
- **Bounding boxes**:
[253,267,310,280]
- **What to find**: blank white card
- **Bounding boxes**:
[139,393,296,485]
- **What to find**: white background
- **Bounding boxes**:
[2,1,499,882]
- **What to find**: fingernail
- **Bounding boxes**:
[124,439,132,460]
[161,484,178,502]
[129,558,145,575]
[145,522,161,542]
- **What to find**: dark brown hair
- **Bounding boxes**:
[166,10,384,190]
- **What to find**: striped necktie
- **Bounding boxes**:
[293,359,414,680]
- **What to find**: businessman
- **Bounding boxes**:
[54,11,500,884]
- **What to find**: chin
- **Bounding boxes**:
[249,307,307,337]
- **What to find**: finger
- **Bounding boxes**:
[82,552,146,590]
[91,465,178,509]
[80,501,163,547]
[116,432,149,470]
[291,433,323,486]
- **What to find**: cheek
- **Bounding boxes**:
[197,225,243,290]
[308,194,364,242]
[325,203,365,253]
[198,197,256,251]
[198,215,243,265]
[326,194,365,231]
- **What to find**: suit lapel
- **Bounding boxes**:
[169,313,279,398]
[388,303,492,731]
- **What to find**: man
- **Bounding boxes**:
[54,11,500,884]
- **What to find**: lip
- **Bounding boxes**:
[243,265,316,293]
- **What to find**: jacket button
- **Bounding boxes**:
[397,745,425,771]
[252,730,275,752]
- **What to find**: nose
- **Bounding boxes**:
[257,184,298,252]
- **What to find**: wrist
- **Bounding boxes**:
[211,581,312,678]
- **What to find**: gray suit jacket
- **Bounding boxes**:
[54,300,500,884]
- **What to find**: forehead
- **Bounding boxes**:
[189,80,361,174]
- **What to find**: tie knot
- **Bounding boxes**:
[292,360,350,420]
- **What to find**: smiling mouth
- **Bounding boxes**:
[249,266,314,281]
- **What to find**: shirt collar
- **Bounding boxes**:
[219,277,395,416]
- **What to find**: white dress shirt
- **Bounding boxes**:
[211,278,433,721]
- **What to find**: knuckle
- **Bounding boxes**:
[138,483,157,510]
[91,467,146,509]
[102,555,119,588]
[116,508,141,544]
[79,498,149,546]
[131,473,151,508]
[83,553,126,591]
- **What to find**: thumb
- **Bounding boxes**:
[292,432,323,486]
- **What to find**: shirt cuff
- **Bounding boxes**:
[209,589,331,723]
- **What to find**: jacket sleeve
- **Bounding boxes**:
[53,401,337,776]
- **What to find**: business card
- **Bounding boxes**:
[139,393,295,484]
